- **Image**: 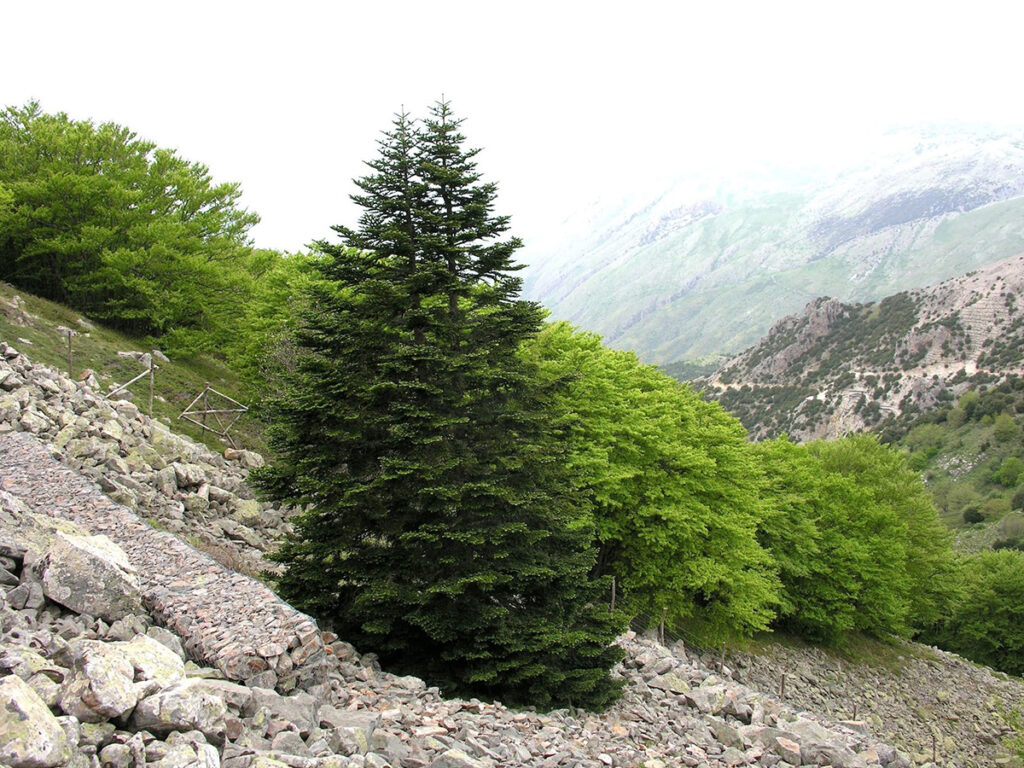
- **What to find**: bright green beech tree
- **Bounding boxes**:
[525,322,779,643]
[816,434,956,631]
[0,102,258,354]
[756,437,904,642]
[925,550,1024,675]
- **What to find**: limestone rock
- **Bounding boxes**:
[428,748,486,768]
[41,531,142,621]
[224,448,264,469]
[232,498,262,525]
[0,674,72,768]
[243,687,318,735]
[190,679,254,713]
[648,671,690,694]
[147,625,188,660]
[146,741,219,768]
[116,633,186,687]
[271,730,313,757]
[684,683,728,714]
[58,639,138,722]
[130,678,228,743]
[98,743,133,768]
[318,707,380,754]
[171,462,207,490]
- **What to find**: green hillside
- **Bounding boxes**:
[0,282,265,453]
[893,377,1024,549]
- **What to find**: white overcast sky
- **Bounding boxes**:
[4,1,1024,254]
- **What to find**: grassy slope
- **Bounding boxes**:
[0,282,267,454]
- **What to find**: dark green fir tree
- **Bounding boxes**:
[255,101,624,710]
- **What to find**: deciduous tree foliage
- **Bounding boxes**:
[753,437,861,642]
[807,435,956,637]
[524,322,779,643]
[924,550,1024,675]
[228,249,325,404]
[256,103,623,710]
[0,102,259,354]
[753,435,958,644]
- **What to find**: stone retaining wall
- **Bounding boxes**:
[0,431,326,693]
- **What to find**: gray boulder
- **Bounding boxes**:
[58,639,138,722]
[242,687,318,735]
[428,749,486,768]
[224,448,264,469]
[318,707,380,755]
[147,625,188,660]
[648,671,690,694]
[41,531,142,621]
[0,675,72,768]
[116,633,186,687]
[171,462,208,489]
[130,678,228,744]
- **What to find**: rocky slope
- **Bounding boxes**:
[521,125,1024,364]
[700,254,1024,441]
[1,337,1022,768]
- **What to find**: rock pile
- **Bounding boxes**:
[723,641,1024,768]
[0,550,920,768]
[0,493,916,768]
[0,435,325,693]
[0,339,286,577]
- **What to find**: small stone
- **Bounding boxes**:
[99,743,133,768]
[271,730,312,757]
[773,736,802,765]
[428,749,486,768]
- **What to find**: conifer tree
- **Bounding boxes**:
[256,101,623,710]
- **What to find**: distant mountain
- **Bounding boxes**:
[699,254,1024,441]
[520,125,1024,364]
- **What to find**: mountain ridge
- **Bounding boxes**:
[521,126,1024,363]
[699,253,1024,441]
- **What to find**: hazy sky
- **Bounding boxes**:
[4,1,1024,253]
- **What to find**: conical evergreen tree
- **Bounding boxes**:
[256,101,623,710]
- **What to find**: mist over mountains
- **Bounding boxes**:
[519,124,1024,364]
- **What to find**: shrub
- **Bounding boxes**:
[1012,486,1024,511]
[994,413,1020,443]
[925,550,1024,675]
[996,457,1024,488]
[982,497,1012,519]
[963,507,985,525]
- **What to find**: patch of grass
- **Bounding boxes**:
[0,282,267,454]
[737,630,936,673]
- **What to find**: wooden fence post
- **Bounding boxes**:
[148,353,155,418]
